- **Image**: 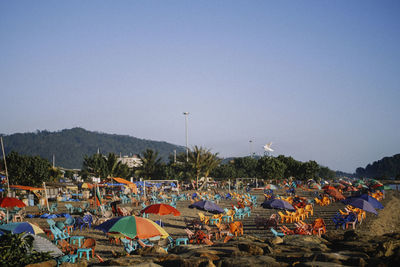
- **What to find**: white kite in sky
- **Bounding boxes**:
[264,142,274,152]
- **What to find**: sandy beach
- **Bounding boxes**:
[21,187,400,266]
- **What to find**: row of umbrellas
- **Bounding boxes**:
[0,194,384,244]
[259,193,383,216]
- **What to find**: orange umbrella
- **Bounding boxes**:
[140,204,180,226]
[141,204,181,216]
[325,188,345,201]
[322,185,336,191]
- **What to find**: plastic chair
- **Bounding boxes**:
[270,227,285,237]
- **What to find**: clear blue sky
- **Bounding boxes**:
[1,1,399,173]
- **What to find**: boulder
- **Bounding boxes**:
[297,261,343,267]
[271,236,283,245]
[343,230,358,241]
[105,257,161,267]
[221,255,280,267]
[26,260,57,267]
[135,245,168,256]
[283,235,329,252]
[237,243,264,255]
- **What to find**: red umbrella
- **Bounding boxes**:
[141,204,180,216]
[325,188,345,201]
[0,197,26,208]
[322,185,336,191]
[0,197,26,223]
[140,204,180,226]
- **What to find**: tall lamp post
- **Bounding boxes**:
[183,112,189,162]
[249,139,253,158]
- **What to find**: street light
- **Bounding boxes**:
[249,139,253,158]
[183,112,189,161]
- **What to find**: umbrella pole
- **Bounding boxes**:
[43,182,50,212]
[7,209,9,223]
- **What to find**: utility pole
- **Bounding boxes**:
[174,150,177,163]
[183,112,189,162]
[1,137,10,196]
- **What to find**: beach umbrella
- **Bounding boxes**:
[24,233,63,257]
[310,183,321,190]
[324,188,346,201]
[140,203,180,226]
[322,185,336,191]
[261,199,295,211]
[0,197,26,223]
[0,222,44,235]
[141,204,180,216]
[94,215,169,239]
[265,184,277,190]
[189,200,224,214]
[343,194,383,210]
[0,197,26,208]
[345,198,378,215]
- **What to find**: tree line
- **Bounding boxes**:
[355,154,400,179]
[1,147,338,187]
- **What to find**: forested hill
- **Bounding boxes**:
[1,128,185,169]
[355,154,400,179]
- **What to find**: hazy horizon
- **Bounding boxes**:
[1,1,399,173]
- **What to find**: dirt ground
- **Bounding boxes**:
[22,188,400,264]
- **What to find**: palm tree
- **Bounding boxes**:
[187,146,220,189]
[137,149,162,180]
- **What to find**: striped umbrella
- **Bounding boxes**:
[94,215,169,239]
[0,222,44,235]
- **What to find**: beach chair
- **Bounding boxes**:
[278,211,292,223]
[170,201,177,208]
[204,225,220,240]
[185,228,195,239]
[229,221,243,236]
[243,206,251,217]
[138,239,153,248]
[345,213,358,230]
[121,238,138,254]
[198,212,210,225]
[332,213,346,230]
[270,227,284,237]
[49,203,58,213]
[312,218,326,236]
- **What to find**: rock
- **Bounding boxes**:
[316,252,350,263]
[237,243,264,255]
[321,231,343,243]
[343,230,358,241]
[104,256,161,267]
[221,255,280,267]
[297,261,343,267]
[235,235,265,243]
[60,261,87,267]
[271,236,283,245]
[26,260,57,267]
[199,252,220,261]
[135,245,168,256]
[344,257,367,267]
[283,235,329,252]
[156,255,210,267]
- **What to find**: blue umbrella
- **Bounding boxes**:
[0,222,44,234]
[189,200,224,214]
[261,199,295,211]
[345,198,378,215]
[342,194,383,210]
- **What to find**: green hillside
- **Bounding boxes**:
[355,154,400,179]
[1,128,185,169]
